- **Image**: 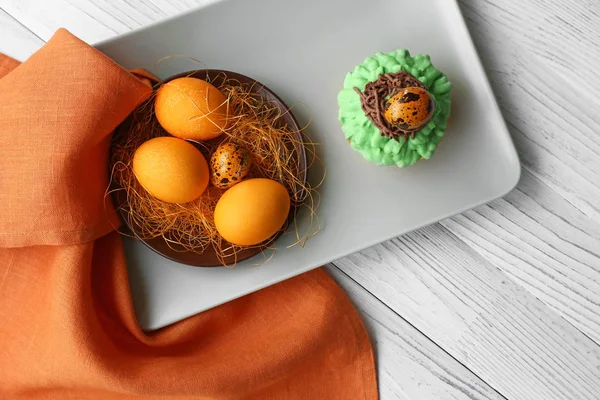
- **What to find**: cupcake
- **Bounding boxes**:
[338,50,452,168]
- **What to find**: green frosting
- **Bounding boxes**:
[338,50,452,168]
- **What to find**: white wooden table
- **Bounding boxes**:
[1,1,599,399]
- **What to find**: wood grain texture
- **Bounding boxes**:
[450,0,600,344]
[441,169,600,344]
[333,224,600,400]
[0,8,43,60]
[0,0,215,43]
[460,0,600,222]
[325,265,505,400]
[458,0,600,104]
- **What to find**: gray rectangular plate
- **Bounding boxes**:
[96,0,520,330]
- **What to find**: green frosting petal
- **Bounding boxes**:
[338,50,452,168]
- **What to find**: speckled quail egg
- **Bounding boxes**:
[384,87,435,131]
[210,143,251,189]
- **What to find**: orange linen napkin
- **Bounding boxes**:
[0,29,377,399]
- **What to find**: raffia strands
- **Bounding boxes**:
[107,72,323,266]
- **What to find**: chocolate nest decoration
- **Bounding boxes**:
[354,71,427,140]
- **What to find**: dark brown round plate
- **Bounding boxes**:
[111,69,306,267]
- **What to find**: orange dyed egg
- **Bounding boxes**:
[214,178,291,246]
[384,87,435,130]
[210,143,251,189]
[155,77,229,141]
[133,137,209,203]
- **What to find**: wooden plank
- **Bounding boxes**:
[0,8,43,60]
[459,0,600,222]
[441,169,600,344]
[0,0,215,43]
[448,0,600,344]
[333,224,600,400]
[457,0,600,103]
[325,265,505,400]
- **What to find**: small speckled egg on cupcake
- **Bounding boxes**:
[338,50,452,168]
